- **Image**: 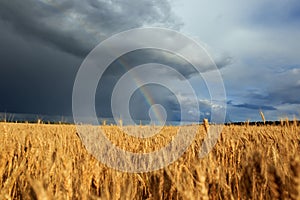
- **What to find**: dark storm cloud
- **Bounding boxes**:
[0,0,182,57]
[96,49,199,79]
[0,0,185,119]
[0,22,81,115]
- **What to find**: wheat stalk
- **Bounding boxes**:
[260,110,266,125]
[203,118,209,133]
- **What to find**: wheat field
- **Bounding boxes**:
[0,121,300,199]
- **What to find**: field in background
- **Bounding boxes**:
[0,122,300,199]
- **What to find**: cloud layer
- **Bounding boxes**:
[0,0,299,122]
[173,0,300,121]
[0,0,184,119]
[0,0,182,57]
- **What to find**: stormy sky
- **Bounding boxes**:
[0,0,299,122]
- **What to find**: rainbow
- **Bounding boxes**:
[116,58,166,124]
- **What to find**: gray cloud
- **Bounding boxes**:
[231,103,276,111]
[223,65,300,121]
[0,0,182,57]
[266,68,300,105]
[170,0,300,121]
[0,0,185,119]
[0,22,81,115]
[247,0,300,28]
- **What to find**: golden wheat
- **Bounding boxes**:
[0,122,299,199]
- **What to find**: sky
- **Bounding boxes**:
[0,0,299,123]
